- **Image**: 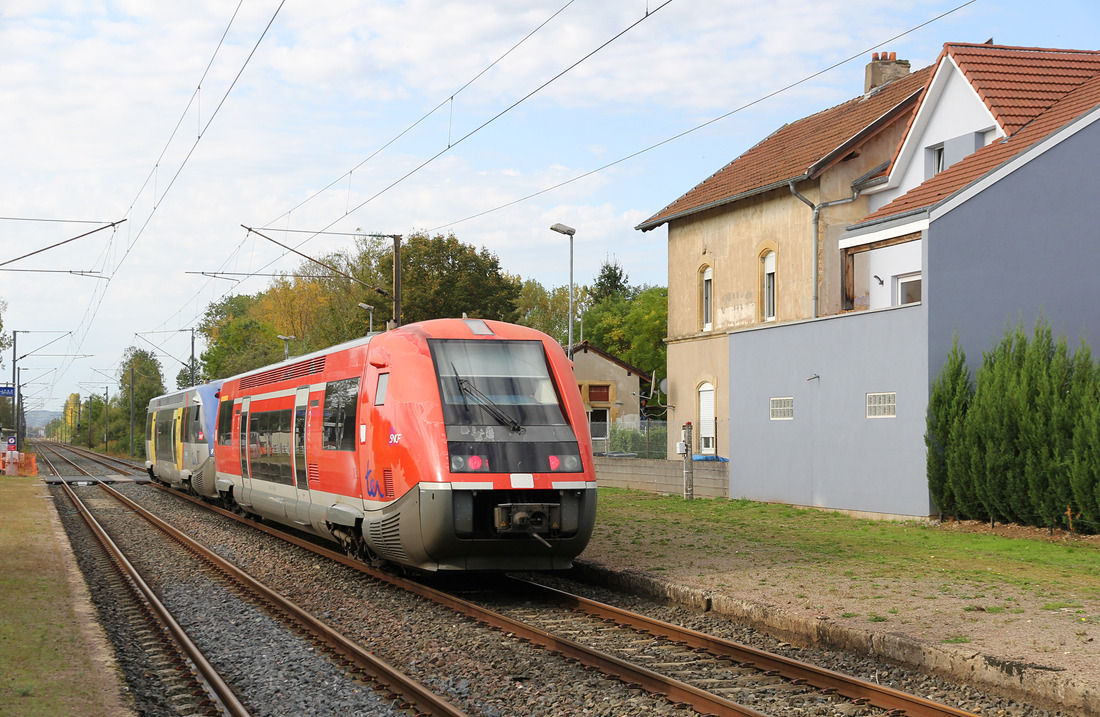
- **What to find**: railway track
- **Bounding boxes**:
[43,455,250,716]
[477,577,982,717]
[33,439,144,477]
[146,483,981,717]
[36,439,991,715]
[49,473,467,716]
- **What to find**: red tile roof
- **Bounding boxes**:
[947,43,1100,135]
[635,66,933,232]
[860,45,1100,225]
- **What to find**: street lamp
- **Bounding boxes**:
[277,335,296,361]
[358,303,375,333]
[550,223,577,359]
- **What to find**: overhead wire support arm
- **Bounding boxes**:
[0,219,127,268]
[240,225,386,294]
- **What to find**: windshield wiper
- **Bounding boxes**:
[452,363,470,413]
[452,367,523,433]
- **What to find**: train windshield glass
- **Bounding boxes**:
[429,339,567,427]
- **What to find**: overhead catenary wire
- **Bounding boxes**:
[178,0,675,330]
[151,0,595,338]
[36,1,285,410]
[76,1,973,414]
[430,0,979,231]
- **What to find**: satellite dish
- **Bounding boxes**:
[659,378,669,394]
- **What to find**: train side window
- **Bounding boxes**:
[374,373,389,406]
[323,377,359,451]
[217,399,234,446]
[189,405,203,442]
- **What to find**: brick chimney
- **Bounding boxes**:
[865,51,911,93]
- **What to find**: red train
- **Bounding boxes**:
[202,318,596,571]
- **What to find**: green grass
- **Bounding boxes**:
[588,487,1100,606]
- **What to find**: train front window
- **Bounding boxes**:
[429,339,567,427]
[429,339,582,474]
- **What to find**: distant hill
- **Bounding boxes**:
[25,410,62,429]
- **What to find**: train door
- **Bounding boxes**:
[148,410,157,467]
[174,408,184,479]
[291,386,312,525]
[238,397,252,506]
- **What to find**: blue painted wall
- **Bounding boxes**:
[728,304,933,517]
[927,118,1100,376]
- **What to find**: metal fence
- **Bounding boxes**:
[590,419,668,460]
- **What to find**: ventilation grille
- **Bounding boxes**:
[367,513,406,561]
[240,356,326,390]
[383,468,394,498]
[308,464,320,482]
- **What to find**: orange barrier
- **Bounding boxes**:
[1,452,38,476]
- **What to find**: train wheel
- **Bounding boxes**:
[221,490,245,515]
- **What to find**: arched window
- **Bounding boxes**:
[701,266,713,331]
[698,382,716,454]
[762,251,776,322]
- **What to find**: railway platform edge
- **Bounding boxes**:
[570,559,1099,717]
[35,476,136,716]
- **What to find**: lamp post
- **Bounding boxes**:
[550,223,577,359]
[277,335,296,361]
[358,303,375,333]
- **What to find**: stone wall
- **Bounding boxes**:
[593,456,728,499]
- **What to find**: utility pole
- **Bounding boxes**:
[392,235,402,327]
[130,367,135,459]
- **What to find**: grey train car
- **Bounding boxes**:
[145,381,223,497]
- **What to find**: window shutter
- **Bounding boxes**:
[698,383,716,454]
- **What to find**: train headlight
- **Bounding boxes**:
[450,455,466,471]
[562,455,580,472]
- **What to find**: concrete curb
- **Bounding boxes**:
[573,560,1097,716]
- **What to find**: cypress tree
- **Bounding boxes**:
[926,336,971,518]
[1019,320,1071,529]
[970,322,1028,523]
[1070,352,1100,530]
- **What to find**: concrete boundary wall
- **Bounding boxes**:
[594,456,728,499]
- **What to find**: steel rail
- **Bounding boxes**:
[155,486,770,717]
[59,480,252,717]
[33,443,61,477]
[34,440,93,476]
[106,482,467,717]
[506,576,980,717]
[41,440,142,475]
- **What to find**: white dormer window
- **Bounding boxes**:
[930,145,945,176]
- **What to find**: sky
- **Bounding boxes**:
[3,0,1099,414]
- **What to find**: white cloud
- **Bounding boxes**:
[3,0,1100,407]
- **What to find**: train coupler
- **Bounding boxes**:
[493,503,560,547]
